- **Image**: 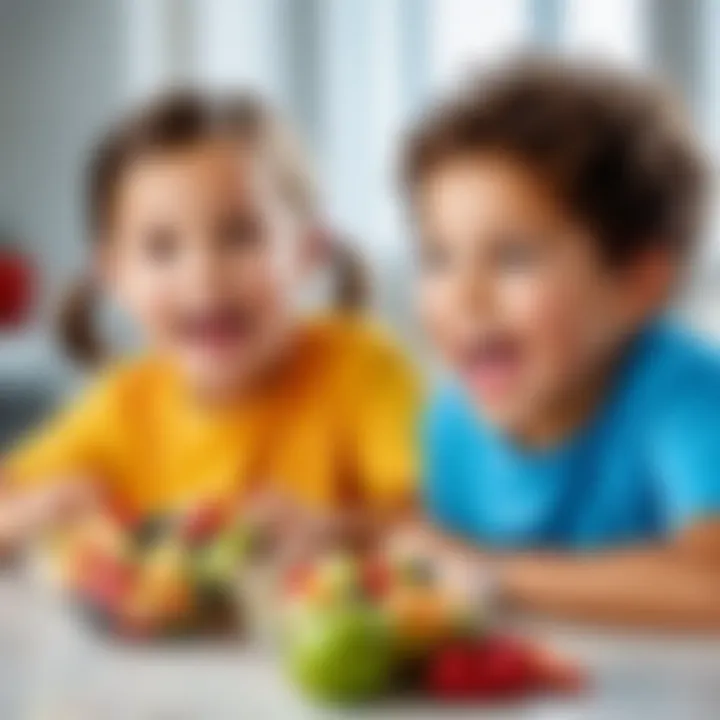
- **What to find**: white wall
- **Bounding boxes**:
[0,0,124,307]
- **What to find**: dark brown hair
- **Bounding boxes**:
[403,56,707,265]
[60,90,368,364]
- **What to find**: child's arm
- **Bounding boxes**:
[243,486,407,563]
[392,518,720,630]
[499,519,720,628]
[0,368,129,555]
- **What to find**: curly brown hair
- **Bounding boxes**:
[403,57,708,265]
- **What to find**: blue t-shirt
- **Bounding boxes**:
[423,323,720,550]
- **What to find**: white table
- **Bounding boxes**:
[2,573,719,720]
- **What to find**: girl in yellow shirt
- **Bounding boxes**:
[1,92,419,546]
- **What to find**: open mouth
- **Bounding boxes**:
[457,333,523,399]
[174,305,257,351]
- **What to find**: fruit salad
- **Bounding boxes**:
[42,497,260,640]
[40,502,586,706]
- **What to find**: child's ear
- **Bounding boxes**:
[624,246,677,322]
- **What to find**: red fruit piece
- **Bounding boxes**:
[471,635,535,698]
[104,496,140,530]
[426,644,475,700]
[283,562,313,597]
[361,559,391,599]
[79,552,137,610]
[180,501,226,544]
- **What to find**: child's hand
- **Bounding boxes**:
[241,487,313,565]
[387,522,491,602]
[0,477,99,552]
[240,489,369,566]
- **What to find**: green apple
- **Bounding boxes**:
[286,602,395,703]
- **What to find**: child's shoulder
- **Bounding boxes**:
[78,355,176,407]
[637,322,720,394]
[304,314,413,368]
[302,314,421,400]
[622,322,720,438]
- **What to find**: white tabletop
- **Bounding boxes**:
[2,574,719,720]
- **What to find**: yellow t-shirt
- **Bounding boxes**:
[5,317,420,514]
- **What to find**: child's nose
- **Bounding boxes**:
[455,265,494,318]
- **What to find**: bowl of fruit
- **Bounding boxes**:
[40,497,259,641]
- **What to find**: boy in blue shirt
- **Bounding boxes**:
[400,58,720,628]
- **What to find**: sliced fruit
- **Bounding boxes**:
[384,586,458,655]
[360,559,392,600]
[282,562,314,598]
[143,538,189,586]
[178,500,227,546]
[130,555,194,626]
[103,495,141,530]
[191,535,241,591]
[76,549,138,611]
[312,553,360,602]
[397,556,436,588]
[135,515,173,549]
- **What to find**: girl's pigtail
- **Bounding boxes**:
[330,237,370,312]
[57,275,104,366]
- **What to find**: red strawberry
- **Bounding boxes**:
[471,635,535,698]
[426,644,475,699]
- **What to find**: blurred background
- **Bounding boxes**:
[0,0,718,446]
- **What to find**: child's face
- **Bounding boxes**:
[107,140,308,396]
[415,154,665,438]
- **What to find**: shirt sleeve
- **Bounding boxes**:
[650,378,720,533]
[3,369,122,488]
[351,337,422,510]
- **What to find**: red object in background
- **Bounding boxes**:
[0,250,34,328]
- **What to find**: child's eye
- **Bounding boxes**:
[143,226,180,264]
